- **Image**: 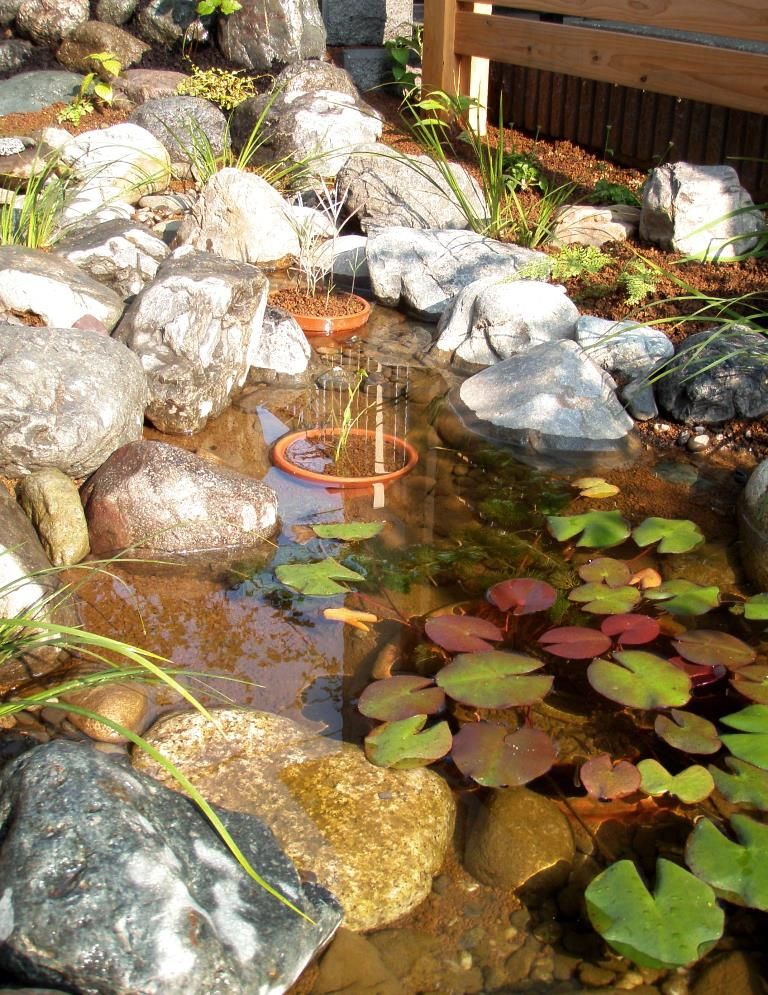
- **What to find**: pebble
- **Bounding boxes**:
[616,970,649,989]
[458,951,473,971]
[661,972,689,995]
[678,430,691,446]
[687,434,711,452]
[579,962,617,986]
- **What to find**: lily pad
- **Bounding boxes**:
[538,626,612,660]
[573,477,620,499]
[585,858,723,969]
[546,510,631,548]
[451,722,557,787]
[686,815,768,911]
[311,522,385,540]
[568,583,641,615]
[672,630,756,670]
[720,704,768,769]
[729,664,768,705]
[358,675,445,722]
[424,614,503,653]
[709,757,768,811]
[654,709,721,754]
[645,581,720,616]
[632,517,705,554]
[744,593,768,621]
[275,556,365,596]
[578,557,631,587]
[436,651,553,708]
[601,614,660,646]
[587,651,691,709]
[364,715,452,769]
[580,753,641,800]
[637,758,715,803]
[669,656,726,688]
[486,577,557,615]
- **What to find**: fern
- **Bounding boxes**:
[621,260,658,307]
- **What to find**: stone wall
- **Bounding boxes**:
[320,0,414,92]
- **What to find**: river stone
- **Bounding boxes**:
[62,680,149,743]
[0,324,147,478]
[337,143,485,232]
[367,227,548,320]
[218,0,326,71]
[132,708,456,931]
[551,203,639,246]
[81,440,280,553]
[464,787,575,893]
[16,0,88,46]
[656,327,768,425]
[0,39,34,73]
[311,929,401,995]
[56,21,150,73]
[113,68,190,104]
[134,0,200,44]
[95,0,138,24]
[576,314,674,379]
[0,740,341,994]
[691,951,764,995]
[129,96,229,174]
[0,70,83,116]
[16,469,89,567]
[434,278,579,365]
[738,458,768,590]
[113,248,269,434]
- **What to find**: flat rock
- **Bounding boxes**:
[551,203,639,246]
[113,68,190,104]
[132,708,456,931]
[81,440,280,553]
[0,70,82,116]
[129,96,229,174]
[218,0,326,70]
[0,740,341,994]
[575,314,674,378]
[16,468,89,566]
[311,929,400,995]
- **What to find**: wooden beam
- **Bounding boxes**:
[454,13,768,114]
[422,0,465,97]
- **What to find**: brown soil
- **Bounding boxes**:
[269,288,366,318]
[283,431,410,478]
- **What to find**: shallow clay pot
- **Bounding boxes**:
[284,294,371,338]
[271,427,418,488]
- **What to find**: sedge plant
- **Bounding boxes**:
[0,151,68,249]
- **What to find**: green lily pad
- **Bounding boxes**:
[275,556,365,596]
[578,557,631,587]
[672,630,755,670]
[637,758,715,803]
[358,675,445,722]
[644,581,720,616]
[546,510,631,548]
[424,614,502,653]
[568,583,641,615]
[632,517,705,554]
[587,651,691,709]
[311,522,385,540]
[744,593,768,621]
[720,704,768,769]
[654,709,721,754]
[436,651,553,709]
[451,722,557,787]
[364,715,452,769]
[709,757,768,811]
[686,815,768,910]
[729,664,768,704]
[580,753,641,800]
[585,859,723,969]
[573,476,620,499]
[486,577,557,615]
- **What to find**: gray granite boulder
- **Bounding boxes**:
[367,227,549,320]
[55,20,149,73]
[95,0,138,24]
[324,0,411,46]
[434,278,579,365]
[0,38,34,72]
[82,440,280,552]
[114,248,268,434]
[640,163,765,261]
[0,324,147,477]
[337,143,485,231]
[53,220,170,299]
[16,469,90,567]
[134,0,201,44]
[218,0,326,70]
[249,305,313,380]
[15,0,88,46]
[0,740,341,994]
[576,315,674,378]
[738,459,768,591]
[129,96,229,177]
[0,70,82,116]
[655,327,768,424]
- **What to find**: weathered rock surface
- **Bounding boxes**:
[338,144,485,231]
[0,740,341,994]
[218,0,327,70]
[129,96,229,175]
[0,324,147,477]
[134,0,200,44]
[0,246,125,329]
[62,680,149,743]
[16,0,88,46]
[0,38,33,73]
[551,203,639,246]
[113,68,189,104]
[434,279,579,365]
[575,314,674,378]
[132,708,456,931]
[0,70,82,115]
[323,0,411,45]
[114,248,268,434]
[53,219,170,298]
[55,20,149,72]
[81,441,280,553]
[311,928,401,995]
[249,305,312,379]
[367,227,548,320]
[16,468,89,566]
[95,0,138,25]
[738,458,768,590]
[691,951,765,995]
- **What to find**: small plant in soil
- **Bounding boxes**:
[57,52,121,127]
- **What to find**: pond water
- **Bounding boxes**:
[71,300,764,993]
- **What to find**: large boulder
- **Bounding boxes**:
[367,227,549,320]
[575,315,674,379]
[129,96,229,177]
[218,0,326,71]
[55,20,149,73]
[0,324,147,478]
[0,740,341,994]
[0,70,82,116]
[738,459,768,590]
[81,440,280,553]
[248,305,313,380]
[132,709,456,932]
[15,0,88,45]
[134,0,200,45]
[113,248,269,434]
[640,163,765,261]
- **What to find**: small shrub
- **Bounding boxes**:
[502,150,544,192]
[177,63,256,111]
[621,259,659,307]
[385,25,422,99]
[57,52,121,126]
[550,244,612,281]
[591,177,641,207]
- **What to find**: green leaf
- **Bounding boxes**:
[311,522,385,541]
[587,651,691,709]
[637,759,714,803]
[546,510,630,548]
[645,581,720,616]
[451,722,557,787]
[358,676,445,722]
[632,517,705,554]
[673,630,755,670]
[436,651,553,709]
[720,704,768,769]
[686,815,768,910]
[710,757,768,811]
[654,709,721,754]
[568,582,641,615]
[573,477,620,499]
[92,82,113,102]
[729,664,768,704]
[585,859,723,969]
[578,557,631,587]
[197,0,216,12]
[364,715,452,769]
[744,593,768,621]
[275,556,364,596]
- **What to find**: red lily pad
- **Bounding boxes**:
[601,614,661,647]
[581,753,641,800]
[451,722,557,787]
[436,651,553,708]
[358,675,445,722]
[578,558,632,588]
[538,626,612,659]
[424,614,503,653]
[654,709,722,754]
[668,655,727,688]
[487,578,557,616]
[588,651,691,710]
[673,630,756,670]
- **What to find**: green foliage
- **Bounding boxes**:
[364,714,452,769]
[451,722,557,787]
[638,759,714,804]
[197,0,241,14]
[654,710,721,755]
[177,63,255,110]
[57,52,121,126]
[384,24,422,99]
[546,510,631,548]
[590,177,641,207]
[744,593,768,620]
[587,651,691,709]
[568,582,641,615]
[358,675,445,722]
[672,629,755,669]
[720,704,768,769]
[311,522,385,541]
[435,651,553,709]
[709,757,768,811]
[644,580,721,616]
[549,244,612,281]
[686,815,768,910]
[632,516,705,554]
[0,152,67,248]
[274,557,365,596]
[620,259,659,307]
[501,149,544,192]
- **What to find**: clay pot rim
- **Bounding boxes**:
[276,293,372,337]
[271,427,419,488]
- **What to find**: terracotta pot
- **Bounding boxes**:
[271,427,418,488]
[285,294,371,338]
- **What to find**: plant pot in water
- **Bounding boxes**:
[268,289,371,338]
[272,427,418,488]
